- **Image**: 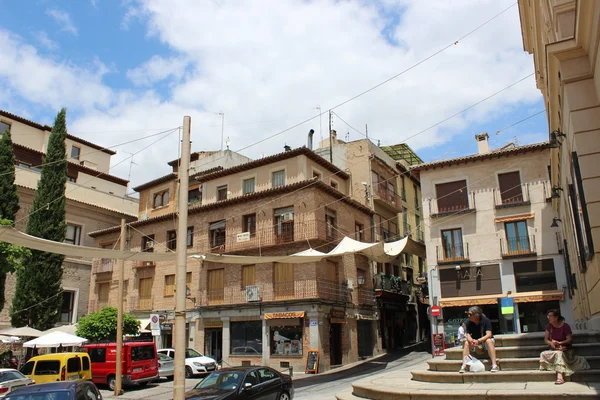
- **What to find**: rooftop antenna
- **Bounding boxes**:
[216,112,224,151]
[124,152,137,182]
[514,136,519,146]
[314,106,322,142]
[225,137,231,150]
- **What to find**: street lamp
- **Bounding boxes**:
[185,286,196,305]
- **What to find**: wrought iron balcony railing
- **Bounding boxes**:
[430,192,476,217]
[129,296,153,311]
[374,275,411,295]
[372,183,402,210]
[92,258,114,274]
[494,184,531,208]
[500,235,536,258]
[436,242,470,264]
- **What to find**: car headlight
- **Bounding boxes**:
[193,362,203,367]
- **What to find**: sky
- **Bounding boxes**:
[0,0,548,192]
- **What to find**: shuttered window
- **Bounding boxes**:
[274,263,294,299]
[208,269,224,303]
[242,265,256,288]
[435,180,469,213]
[139,277,153,309]
[326,261,338,282]
[498,171,523,204]
[164,275,175,296]
[97,283,110,305]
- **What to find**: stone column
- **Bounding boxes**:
[221,317,230,361]
[307,311,320,350]
[262,318,269,366]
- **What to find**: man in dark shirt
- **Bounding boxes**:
[460,306,498,373]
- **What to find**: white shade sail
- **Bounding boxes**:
[23,331,88,348]
[0,326,43,337]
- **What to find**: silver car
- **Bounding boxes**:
[0,369,35,397]
[157,353,174,380]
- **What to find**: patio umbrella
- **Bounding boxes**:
[0,335,19,343]
[23,331,88,348]
[0,326,43,337]
[41,324,78,336]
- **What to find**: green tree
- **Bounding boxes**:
[0,128,29,311]
[11,109,68,330]
[76,307,140,341]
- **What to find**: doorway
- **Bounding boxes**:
[357,321,373,358]
[329,323,342,366]
[205,328,223,361]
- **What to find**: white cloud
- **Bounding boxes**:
[35,31,58,51]
[46,9,78,36]
[126,55,189,86]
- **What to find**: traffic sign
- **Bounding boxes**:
[430,305,441,317]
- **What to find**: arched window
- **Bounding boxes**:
[162,191,169,206]
[153,193,162,208]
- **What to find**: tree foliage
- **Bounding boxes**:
[11,109,68,330]
[76,307,140,341]
[0,128,29,311]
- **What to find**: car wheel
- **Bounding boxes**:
[185,366,193,378]
[139,382,149,387]
[167,375,174,381]
[107,375,116,391]
[278,391,291,400]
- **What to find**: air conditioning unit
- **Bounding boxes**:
[246,285,261,302]
[281,213,294,222]
[140,213,148,221]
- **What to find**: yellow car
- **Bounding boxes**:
[20,353,92,384]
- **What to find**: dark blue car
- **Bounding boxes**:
[3,381,103,400]
[185,366,293,400]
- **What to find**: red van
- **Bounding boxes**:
[82,341,159,390]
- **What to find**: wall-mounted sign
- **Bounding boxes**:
[330,309,345,319]
[237,232,251,242]
[264,311,305,319]
[500,297,515,315]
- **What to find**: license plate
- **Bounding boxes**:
[133,367,143,373]
[68,376,79,381]
[207,366,215,371]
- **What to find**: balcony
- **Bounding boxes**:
[416,229,424,243]
[430,192,476,218]
[500,235,537,258]
[357,287,376,307]
[376,228,399,243]
[134,261,156,268]
[374,274,411,296]
[198,278,351,307]
[494,184,531,208]
[92,258,114,274]
[372,183,402,211]
[130,296,153,311]
[436,243,470,265]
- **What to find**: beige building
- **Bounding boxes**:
[316,132,427,349]
[412,134,572,346]
[89,146,380,372]
[0,110,138,328]
[518,0,600,329]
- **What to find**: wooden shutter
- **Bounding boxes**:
[208,269,224,303]
[435,180,468,212]
[274,263,294,299]
[326,261,338,282]
[498,172,523,204]
[164,275,175,296]
[139,278,153,299]
[98,283,110,302]
[242,265,256,288]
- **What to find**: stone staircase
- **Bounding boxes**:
[336,330,600,399]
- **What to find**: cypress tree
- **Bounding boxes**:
[0,127,25,311]
[11,109,68,329]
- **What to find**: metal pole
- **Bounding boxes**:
[219,113,224,151]
[173,116,191,400]
[114,219,126,396]
[328,110,333,163]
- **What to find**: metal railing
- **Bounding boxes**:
[374,275,411,295]
[130,296,153,311]
[198,278,351,306]
[92,258,113,274]
[416,229,424,242]
[500,235,536,258]
[436,242,470,264]
[494,183,530,208]
[372,183,402,210]
[357,287,376,306]
[134,261,156,268]
[377,228,398,243]
[430,192,476,216]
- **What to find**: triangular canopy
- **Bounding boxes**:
[23,331,88,348]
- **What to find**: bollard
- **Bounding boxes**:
[289,365,293,378]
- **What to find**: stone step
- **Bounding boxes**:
[494,330,600,347]
[411,369,600,384]
[428,356,600,371]
[444,343,600,360]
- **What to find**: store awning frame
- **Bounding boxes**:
[439,289,565,308]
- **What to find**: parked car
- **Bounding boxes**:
[4,380,103,400]
[230,347,260,355]
[184,366,293,400]
[157,348,216,378]
[20,353,92,384]
[157,353,174,380]
[0,369,35,398]
[82,342,158,391]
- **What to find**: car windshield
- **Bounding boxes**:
[158,353,172,361]
[5,391,71,400]
[0,371,26,382]
[185,349,202,358]
[195,371,243,391]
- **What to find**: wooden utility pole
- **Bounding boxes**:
[114,218,126,396]
[173,116,191,400]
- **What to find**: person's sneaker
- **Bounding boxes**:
[490,365,499,372]
[459,365,467,373]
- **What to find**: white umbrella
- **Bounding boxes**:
[42,324,78,336]
[23,331,88,348]
[0,326,43,337]
[0,335,20,343]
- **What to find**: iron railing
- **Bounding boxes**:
[130,296,153,311]
[92,258,113,274]
[374,275,411,295]
[500,235,536,258]
[430,192,476,216]
[494,184,530,208]
[372,183,402,210]
[436,242,470,264]
[357,287,376,306]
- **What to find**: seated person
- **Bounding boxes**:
[459,306,498,373]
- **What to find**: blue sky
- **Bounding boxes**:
[0,0,548,188]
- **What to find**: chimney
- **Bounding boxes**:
[284,144,291,152]
[330,129,337,141]
[307,129,314,150]
[475,133,490,154]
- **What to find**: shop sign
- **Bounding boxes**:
[264,311,305,320]
[500,297,514,315]
[310,320,318,327]
[204,321,223,329]
[161,323,173,331]
[330,309,345,319]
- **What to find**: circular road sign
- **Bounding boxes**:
[430,305,441,317]
[151,315,159,324]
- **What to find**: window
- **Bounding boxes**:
[402,207,409,235]
[414,184,419,210]
[325,208,337,240]
[389,221,398,239]
[209,220,226,249]
[441,228,464,259]
[435,180,469,213]
[570,152,594,265]
[131,345,156,361]
[34,361,60,375]
[231,321,262,355]
[418,257,425,275]
[67,176,77,183]
[274,207,294,242]
[504,221,530,254]
[242,265,255,288]
[271,325,303,355]
[188,187,202,204]
[243,178,255,195]
[71,146,81,160]
[162,191,169,206]
[326,261,338,282]
[274,263,294,299]
[355,223,364,241]
[64,224,82,245]
[67,357,81,373]
[164,274,175,296]
[272,170,285,187]
[217,185,228,201]
[88,348,106,363]
[187,226,194,247]
[313,171,321,180]
[401,176,406,200]
[415,215,422,241]
[208,269,224,303]
[153,191,169,208]
[97,282,109,309]
[0,121,10,135]
[242,213,256,236]
[60,291,75,323]
[513,259,557,292]
[498,171,523,204]
[142,235,155,252]
[167,230,177,250]
[330,180,338,190]
[139,277,153,309]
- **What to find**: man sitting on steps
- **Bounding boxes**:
[459,306,499,373]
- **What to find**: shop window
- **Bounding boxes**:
[231,321,262,355]
[513,259,557,292]
[271,324,303,355]
[518,300,560,333]
[167,230,177,250]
